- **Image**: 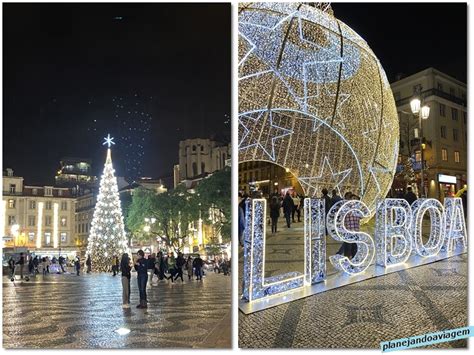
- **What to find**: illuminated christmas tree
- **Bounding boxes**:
[86,134,128,272]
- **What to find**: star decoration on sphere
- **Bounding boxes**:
[103,134,115,148]
[239,110,293,161]
[298,156,352,197]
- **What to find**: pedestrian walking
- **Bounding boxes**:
[28,255,34,275]
[158,252,166,280]
[46,257,51,274]
[147,253,156,287]
[75,256,81,276]
[41,257,47,275]
[166,253,177,282]
[336,192,360,258]
[174,252,185,282]
[404,186,417,206]
[282,191,294,228]
[292,193,300,222]
[112,255,118,276]
[193,254,204,281]
[33,256,39,275]
[330,189,343,208]
[120,253,131,308]
[269,195,280,233]
[86,255,92,273]
[134,250,148,309]
[186,256,193,281]
[15,252,25,279]
[8,257,15,278]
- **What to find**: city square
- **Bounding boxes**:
[2,2,231,349]
[3,271,231,348]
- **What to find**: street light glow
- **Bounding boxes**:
[421,105,430,119]
[410,98,421,114]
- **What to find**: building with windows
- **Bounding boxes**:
[54,157,98,195]
[238,161,303,197]
[178,138,231,182]
[2,169,77,257]
[391,68,467,200]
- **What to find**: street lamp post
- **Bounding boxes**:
[410,93,430,198]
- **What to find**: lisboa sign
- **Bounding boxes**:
[240,197,467,313]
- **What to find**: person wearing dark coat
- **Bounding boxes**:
[321,188,332,216]
[174,252,186,282]
[134,250,148,309]
[404,186,418,206]
[74,256,81,276]
[193,254,204,281]
[269,196,280,233]
[16,253,25,279]
[282,192,294,228]
[120,253,132,308]
[330,189,343,208]
[86,255,92,273]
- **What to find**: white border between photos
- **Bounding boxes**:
[0,1,472,354]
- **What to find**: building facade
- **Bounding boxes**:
[178,138,231,181]
[54,157,98,194]
[391,68,467,200]
[238,161,304,197]
[2,169,77,257]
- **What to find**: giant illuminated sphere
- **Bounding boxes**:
[238,2,399,216]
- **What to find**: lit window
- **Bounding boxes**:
[60,232,67,242]
[8,199,15,208]
[28,232,35,241]
[454,151,460,163]
[45,232,51,245]
[442,148,448,161]
[61,217,67,227]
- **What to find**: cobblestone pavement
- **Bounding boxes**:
[3,270,231,349]
[240,215,467,348]
[239,253,468,348]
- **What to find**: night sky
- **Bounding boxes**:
[3,3,230,185]
[2,3,466,185]
[332,2,467,83]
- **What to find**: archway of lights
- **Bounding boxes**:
[238,2,400,216]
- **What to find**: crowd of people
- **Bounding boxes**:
[7,253,82,279]
[238,187,363,260]
[118,251,230,309]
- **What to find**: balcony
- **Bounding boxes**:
[396,88,466,107]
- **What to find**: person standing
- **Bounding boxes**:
[134,250,148,309]
[15,253,25,279]
[112,255,118,276]
[158,252,166,281]
[335,192,360,258]
[75,256,81,276]
[330,189,343,208]
[186,256,193,281]
[174,252,185,282]
[120,253,131,308]
[41,257,47,276]
[166,253,176,282]
[269,195,280,234]
[86,255,92,273]
[292,193,300,222]
[404,186,417,206]
[8,257,15,278]
[282,191,294,228]
[193,254,204,281]
[147,253,156,287]
[33,256,39,275]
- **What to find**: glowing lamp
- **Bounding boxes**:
[410,98,421,114]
